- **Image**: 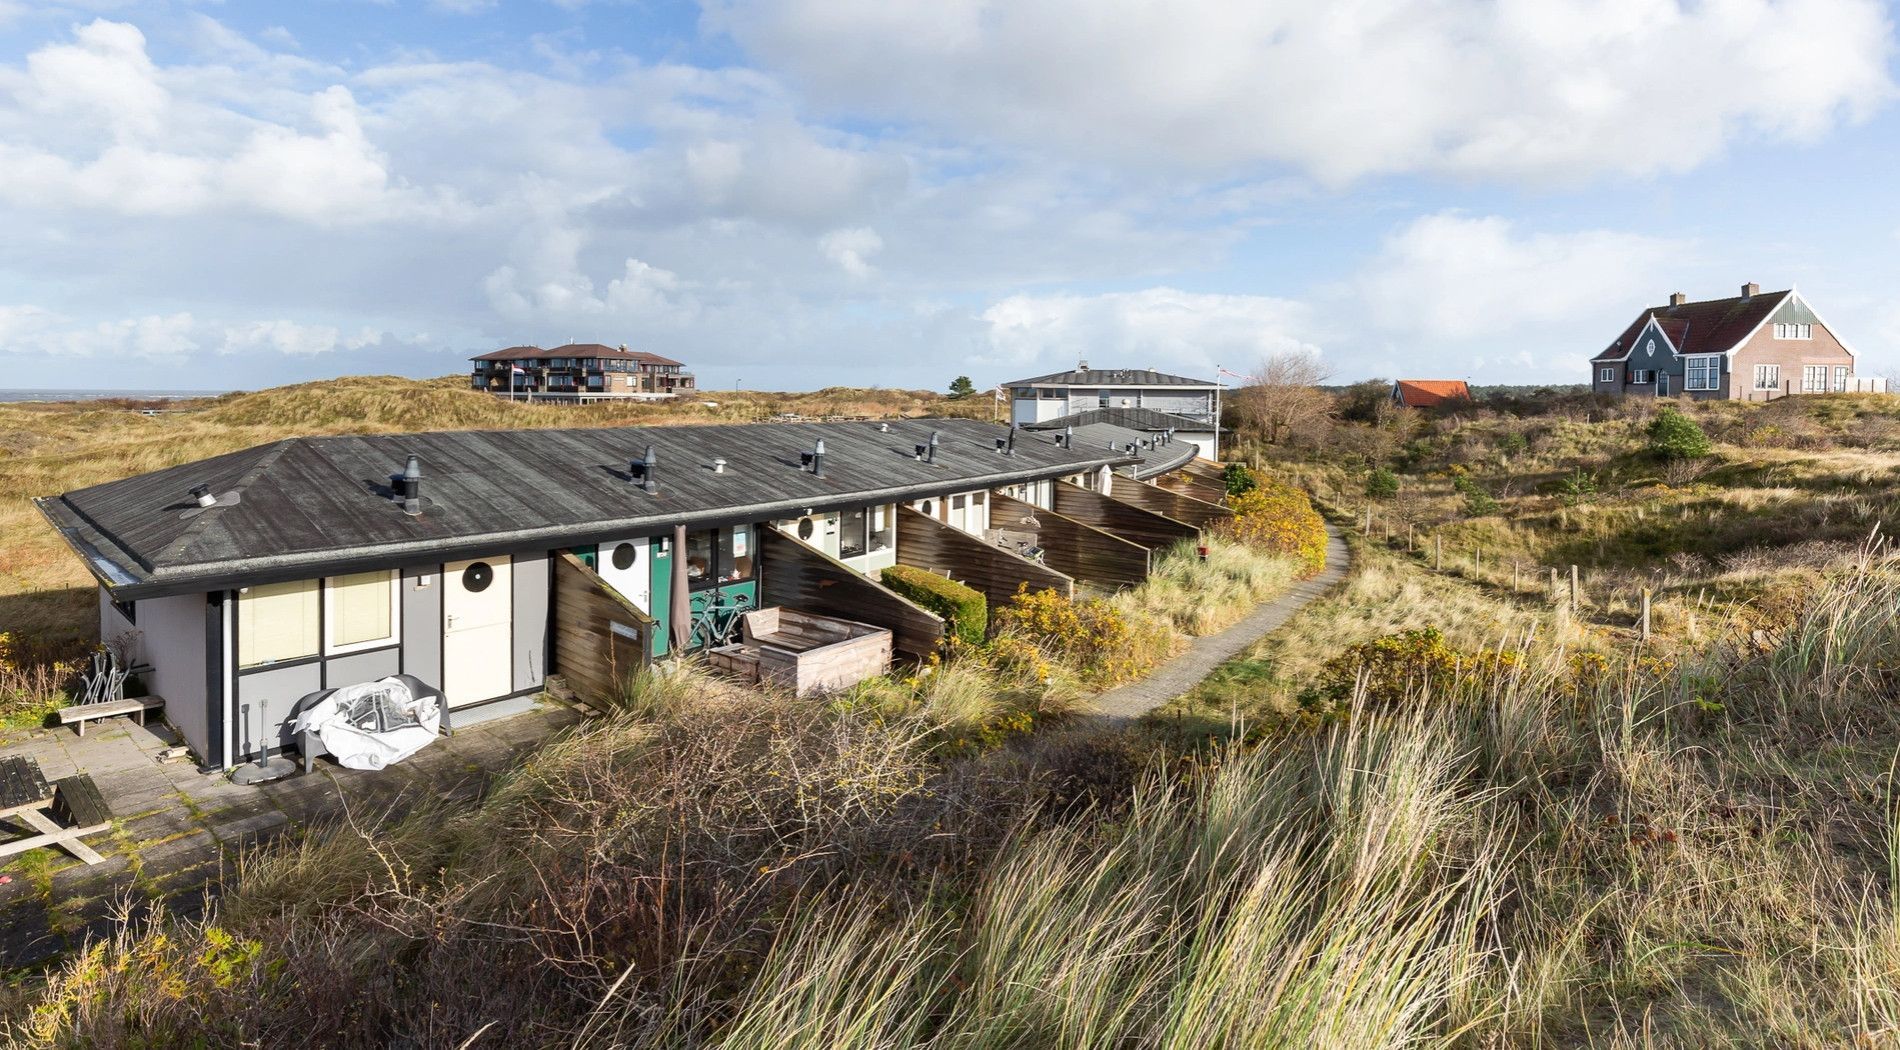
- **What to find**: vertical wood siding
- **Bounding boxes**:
[894,504,1075,612]
[989,491,1150,590]
[551,551,655,704]
[1107,479,1233,529]
[759,529,944,659]
[1051,481,1201,551]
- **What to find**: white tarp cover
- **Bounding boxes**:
[292,676,442,770]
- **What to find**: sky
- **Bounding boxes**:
[0,0,1896,394]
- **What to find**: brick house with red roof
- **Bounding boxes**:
[471,343,695,401]
[1592,284,1874,400]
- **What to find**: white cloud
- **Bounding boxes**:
[710,0,1897,183]
[978,288,1320,376]
[819,227,882,277]
[1354,213,1684,342]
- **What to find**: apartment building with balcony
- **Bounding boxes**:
[471,343,695,401]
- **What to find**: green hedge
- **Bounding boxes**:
[880,565,987,647]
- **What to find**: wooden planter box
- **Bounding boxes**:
[708,607,892,696]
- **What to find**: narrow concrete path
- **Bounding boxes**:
[1085,524,1352,721]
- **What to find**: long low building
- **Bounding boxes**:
[37,418,1230,771]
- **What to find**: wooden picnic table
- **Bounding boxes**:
[0,756,111,866]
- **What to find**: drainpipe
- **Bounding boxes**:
[670,523,691,653]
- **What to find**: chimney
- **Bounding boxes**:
[189,484,216,509]
[1741,282,1759,298]
[811,438,826,477]
[1060,424,1074,450]
[926,430,940,464]
[1669,292,1688,306]
[630,445,658,494]
[1007,422,1017,455]
[396,454,423,516]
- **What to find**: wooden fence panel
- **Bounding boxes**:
[1053,481,1201,552]
[551,551,655,704]
[1149,469,1229,505]
[895,505,1074,613]
[759,529,945,659]
[990,491,1150,590]
[1109,479,1232,529]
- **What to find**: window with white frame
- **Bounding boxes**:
[1598,367,1615,383]
[1774,322,1813,340]
[1630,369,1654,384]
[1803,365,1827,392]
[1834,366,1849,392]
[1685,355,1720,391]
[237,579,319,669]
[324,569,400,654]
[1753,364,1780,390]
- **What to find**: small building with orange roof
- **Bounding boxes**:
[1390,380,1471,409]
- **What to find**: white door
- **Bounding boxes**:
[443,557,513,708]
[597,538,650,612]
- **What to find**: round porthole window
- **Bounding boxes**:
[462,561,494,593]
[611,543,637,571]
[797,518,815,540]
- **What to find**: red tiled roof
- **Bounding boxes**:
[1393,380,1470,407]
[470,343,684,366]
[1593,290,1790,362]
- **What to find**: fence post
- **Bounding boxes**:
[1640,588,1651,641]
[1408,524,1415,552]
[1513,562,1520,592]
[1549,566,1558,597]
[1570,565,1580,613]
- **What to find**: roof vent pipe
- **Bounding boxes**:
[877,422,890,433]
[397,454,423,516]
[927,431,940,464]
[1007,423,1017,456]
[630,445,658,494]
[190,484,216,509]
[712,458,727,474]
[812,438,826,477]
[1061,425,1074,450]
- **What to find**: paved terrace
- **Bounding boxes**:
[0,701,580,969]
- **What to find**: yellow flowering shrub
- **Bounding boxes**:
[993,585,1160,687]
[1213,470,1327,576]
[1310,626,1521,708]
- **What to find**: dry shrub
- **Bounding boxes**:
[1307,625,1521,710]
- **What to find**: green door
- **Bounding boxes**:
[648,536,672,658]
[568,545,598,570]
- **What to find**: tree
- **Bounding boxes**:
[1227,352,1335,445]
[1647,407,1711,460]
[948,376,976,399]
[1337,380,1398,426]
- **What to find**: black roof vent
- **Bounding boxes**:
[800,438,827,477]
[629,445,658,494]
[189,484,216,509]
[388,454,424,516]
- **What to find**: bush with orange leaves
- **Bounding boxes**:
[1212,470,1327,577]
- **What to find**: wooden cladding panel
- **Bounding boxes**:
[1110,479,1232,529]
[1151,473,1228,506]
[1053,481,1200,552]
[894,504,1075,612]
[551,551,656,704]
[989,491,1150,590]
[759,529,944,659]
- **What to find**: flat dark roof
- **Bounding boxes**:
[37,418,1134,599]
